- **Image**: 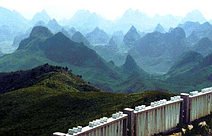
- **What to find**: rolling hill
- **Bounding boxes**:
[0,64,100,94]
[0,65,174,136]
[0,89,174,136]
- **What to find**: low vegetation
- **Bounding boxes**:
[0,65,175,136]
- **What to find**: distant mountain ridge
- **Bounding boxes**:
[123,26,140,46]
[188,22,212,44]
[61,9,208,34]
[0,7,29,46]
[17,26,53,50]
[121,55,147,75]
[193,37,212,56]
[71,31,91,46]
[114,9,182,32]
[0,25,14,42]
[67,10,112,33]
[179,21,212,45]
[30,10,51,25]
[47,19,63,33]
[154,24,166,33]
[0,50,3,57]
[0,7,210,36]
[129,27,188,74]
[178,21,201,36]
[41,32,107,69]
[86,27,110,45]
[181,10,206,23]
[0,7,28,33]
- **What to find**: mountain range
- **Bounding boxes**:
[129,27,188,74]
[0,26,121,91]
[0,7,211,93]
[0,7,28,33]
[0,6,212,136]
[181,10,206,24]
[0,25,211,93]
[62,9,207,33]
[0,7,209,36]
[0,7,211,54]
[65,10,113,34]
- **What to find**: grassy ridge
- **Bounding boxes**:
[0,64,100,94]
[0,88,174,136]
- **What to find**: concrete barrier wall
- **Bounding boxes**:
[189,88,212,122]
[72,115,127,136]
[53,112,127,136]
[134,98,182,136]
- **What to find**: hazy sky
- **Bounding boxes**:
[0,0,212,20]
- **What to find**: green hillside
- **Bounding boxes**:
[0,64,100,94]
[167,51,204,77]
[0,64,175,136]
[164,52,212,91]
[0,88,174,136]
